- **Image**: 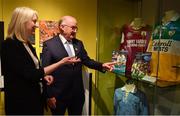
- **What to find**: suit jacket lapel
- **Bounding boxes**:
[72,39,80,56]
[55,36,69,57]
[15,38,39,66]
[28,42,41,65]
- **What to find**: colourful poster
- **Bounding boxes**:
[39,20,59,45]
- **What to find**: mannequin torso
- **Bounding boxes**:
[130,18,145,30]
[162,10,179,24]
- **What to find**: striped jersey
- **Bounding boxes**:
[147,14,180,87]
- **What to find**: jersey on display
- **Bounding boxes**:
[147,14,180,87]
[114,87,149,115]
[120,24,151,78]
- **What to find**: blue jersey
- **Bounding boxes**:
[114,87,148,115]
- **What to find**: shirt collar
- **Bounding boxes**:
[59,34,73,44]
[59,34,67,44]
[121,84,137,93]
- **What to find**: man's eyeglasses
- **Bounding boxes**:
[63,25,78,31]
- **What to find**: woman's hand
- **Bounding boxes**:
[44,75,54,85]
[47,97,56,109]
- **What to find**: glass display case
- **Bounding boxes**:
[95,0,180,115]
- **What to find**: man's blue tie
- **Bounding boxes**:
[65,41,73,57]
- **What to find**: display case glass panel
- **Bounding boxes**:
[96,0,180,115]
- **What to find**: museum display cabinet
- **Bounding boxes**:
[95,0,180,115]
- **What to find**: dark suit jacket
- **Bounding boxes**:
[1,37,45,114]
[42,35,104,100]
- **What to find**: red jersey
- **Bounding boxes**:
[120,24,151,77]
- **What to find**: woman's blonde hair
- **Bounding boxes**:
[7,7,38,42]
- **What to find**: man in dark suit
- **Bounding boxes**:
[42,16,114,115]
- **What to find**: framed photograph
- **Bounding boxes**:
[131,52,152,80]
[0,21,4,56]
[112,50,128,75]
[0,21,4,89]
